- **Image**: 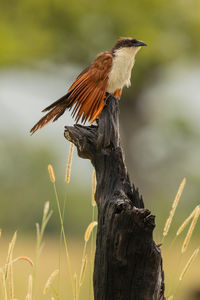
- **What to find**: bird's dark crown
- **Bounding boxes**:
[112,37,147,52]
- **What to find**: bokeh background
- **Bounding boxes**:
[0,0,200,299]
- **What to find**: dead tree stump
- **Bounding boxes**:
[64,94,165,300]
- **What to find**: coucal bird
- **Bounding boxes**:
[30,37,147,134]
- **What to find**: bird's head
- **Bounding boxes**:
[112,37,147,54]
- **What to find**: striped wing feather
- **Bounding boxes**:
[30,52,113,134]
[68,52,113,123]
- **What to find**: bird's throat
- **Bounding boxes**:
[107,47,141,93]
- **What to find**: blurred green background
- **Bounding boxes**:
[0,0,200,299]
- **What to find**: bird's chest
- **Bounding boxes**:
[107,48,136,93]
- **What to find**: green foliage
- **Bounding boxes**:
[0,135,91,233]
[0,0,200,68]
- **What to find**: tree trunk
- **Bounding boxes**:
[64,94,165,300]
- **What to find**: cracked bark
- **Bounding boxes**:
[64,94,165,300]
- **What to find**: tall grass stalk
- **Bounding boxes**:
[48,164,74,296]
[5,231,17,278]
[73,273,78,300]
[77,221,97,299]
[176,205,199,236]
[7,232,17,299]
[91,170,96,208]
[165,185,199,298]
[50,285,60,300]
[79,255,87,286]
[0,232,34,300]
[25,274,33,300]
[162,178,186,242]
[65,142,74,184]
[169,204,199,249]
[0,269,7,300]
[179,248,199,281]
[172,248,200,297]
[58,143,73,295]
[89,170,97,300]
[53,183,73,290]
[58,196,66,296]
[43,269,59,295]
[33,201,53,296]
[181,206,200,253]
[89,205,96,300]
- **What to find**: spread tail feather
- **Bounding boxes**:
[42,92,72,112]
[30,93,72,134]
[30,104,66,134]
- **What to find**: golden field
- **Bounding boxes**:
[0,232,199,300]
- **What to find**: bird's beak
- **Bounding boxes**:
[134,40,147,47]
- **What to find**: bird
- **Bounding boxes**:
[30,37,147,134]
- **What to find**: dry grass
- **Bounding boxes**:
[65,142,74,184]
[73,272,78,300]
[79,256,87,287]
[179,248,199,281]
[84,222,98,242]
[0,162,199,300]
[162,179,200,298]
[25,274,33,300]
[47,165,55,183]
[176,205,198,236]
[181,206,200,253]
[0,234,199,299]
[47,163,97,300]
[43,269,59,295]
[163,178,186,238]
[91,170,96,207]
[0,233,34,300]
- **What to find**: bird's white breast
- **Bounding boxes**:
[107,47,140,93]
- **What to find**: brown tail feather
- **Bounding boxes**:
[42,92,72,112]
[30,103,67,134]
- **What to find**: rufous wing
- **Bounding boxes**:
[30,52,113,134]
[68,52,113,123]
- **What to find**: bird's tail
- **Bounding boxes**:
[30,93,72,134]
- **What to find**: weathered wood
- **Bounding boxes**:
[64,94,165,300]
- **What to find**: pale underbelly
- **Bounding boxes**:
[106,59,134,93]
[106,74,131,93]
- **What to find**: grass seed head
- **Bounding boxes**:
[43,269,59,295]
[16,256,34,267]
[48,164,55,183]
[92,170,96,207]
[181,206,200,253]
[179,248,199,281]
[65,142,74,183]
[163,178,186,237]
[43,201,50,216]
[177,205,199,236]
[0,269,7,300]
[73,272,77,300]
[5,231,17,278]
[84,221,98,242]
